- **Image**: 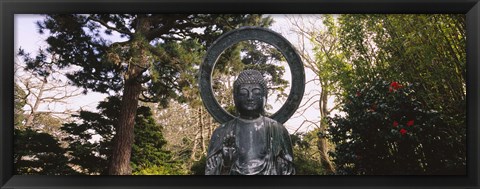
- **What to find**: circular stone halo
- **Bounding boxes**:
[199,27,305,124]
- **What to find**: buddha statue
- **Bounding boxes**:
[205,69,295,175]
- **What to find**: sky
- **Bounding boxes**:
[14,14,335,134]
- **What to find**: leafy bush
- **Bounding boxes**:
[328,78,466,175]
[190,155,207,175]
[133,163,185,175]
[290,132,325,175]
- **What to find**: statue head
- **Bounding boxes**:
[233,69,267,119]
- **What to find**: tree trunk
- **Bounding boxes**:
[108,16,151,175]
[207,116,213,141]
[108,77,142,175]
[191,132,200,161]
[318,86,336,174]
[200,107,206,155]
[317,134,336,174]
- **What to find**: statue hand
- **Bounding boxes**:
[206,153,222,173]
[222,133,236,164]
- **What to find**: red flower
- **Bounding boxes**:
[356,91,361,97]
[389,81,403,92]
[393,121,399,127]
[407,120,414,127]
[400,128,407,136]
[390,81,403,89]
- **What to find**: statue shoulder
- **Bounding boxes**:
[207,119,236,156]
[263,116,289,133]
[263,116,284,127]
[211,119,235,137]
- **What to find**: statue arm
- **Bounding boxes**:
[278,124,296,175]
[205,124,236,175]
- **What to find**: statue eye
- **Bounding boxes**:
[252,88,262,96]
[239,89,249,96]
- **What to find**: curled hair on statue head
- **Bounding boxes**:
[233,69,268,98]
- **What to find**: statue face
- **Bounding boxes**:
[234,83,266,118]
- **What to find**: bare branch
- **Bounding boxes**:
[35,110,80,115]
[293,117,320,134]
[305,78,321,85]
[298,94,321,109]
[294,99,320,118]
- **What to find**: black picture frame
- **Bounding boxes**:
[1,0,479,188]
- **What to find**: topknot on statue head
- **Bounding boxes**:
[233,69,267,98]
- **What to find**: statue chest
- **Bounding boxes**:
[233,120,270,171]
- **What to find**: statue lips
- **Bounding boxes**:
[245,102,257,110]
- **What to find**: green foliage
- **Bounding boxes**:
[34,14,274,103]
[336,14,466,115]
[133,165,184,175]
[323,14,466,175]
[131,106,182,174]
[290,132,324,175]
[311,14,352,98]
[61,96,176,175]
[14,128,78,175]
[328,78,466,175]
[189,156,207,175]
[61,97,118,174]
[14,83,77,175]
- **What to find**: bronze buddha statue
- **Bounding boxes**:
[205,69,295,175]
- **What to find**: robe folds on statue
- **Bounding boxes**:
[205,116,295,175]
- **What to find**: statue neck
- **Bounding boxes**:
[238,114,262,120]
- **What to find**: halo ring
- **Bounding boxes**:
[199,27,305,124]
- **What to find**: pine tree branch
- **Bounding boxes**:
[87,16,133,36]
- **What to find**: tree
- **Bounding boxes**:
[16,49,82,138]
[290,131,325,175]
[61,96,176,175]
[328,79,465,175]
[31,14,273,174]
[14,56,79,175]
[287,14,351,174]
[61,96,118,174]
[336,14,465,114]
[131,105,182,175]
[327,14,466,175]
[14,128,78,175]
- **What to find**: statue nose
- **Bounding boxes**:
[247,93,254,99]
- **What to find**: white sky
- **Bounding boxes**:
[14,14,336,134]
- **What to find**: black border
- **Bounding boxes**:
[1,0,479,189]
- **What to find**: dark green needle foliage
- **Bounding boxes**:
[14,128,78,175]
[61,96,177,175]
